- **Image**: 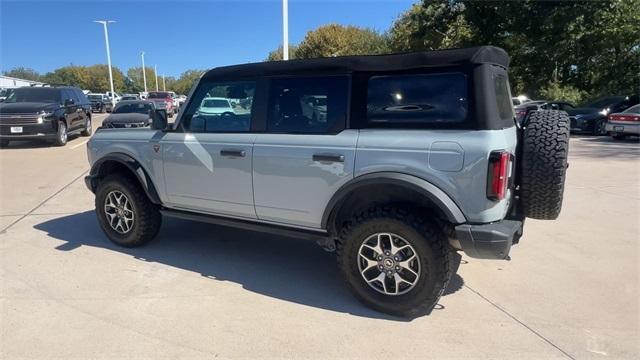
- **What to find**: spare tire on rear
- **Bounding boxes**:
[520,110,570,220]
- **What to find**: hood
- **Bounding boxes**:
[566,107,601,116]
[0,102,59,114]
[104,113,151,124]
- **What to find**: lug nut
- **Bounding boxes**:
[377,256,383,261]
[385,251,390,256]
[394,257,399,261]
[395,266,400,271]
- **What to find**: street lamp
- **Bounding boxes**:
[94,20,116,107]
[154,65,159,91]
[282,0,289,60]
[141,51,147,93]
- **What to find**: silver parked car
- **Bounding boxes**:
[606,104,640,140]
[84,46,570,317]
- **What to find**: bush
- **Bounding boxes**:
[539,81,587,105]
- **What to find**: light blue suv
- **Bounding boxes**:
[85,46,570,317]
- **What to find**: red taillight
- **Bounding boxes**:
[487,151,511,201]
[609,114,639,122]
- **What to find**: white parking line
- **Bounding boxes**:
[69,139,89,150]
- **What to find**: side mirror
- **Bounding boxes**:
[150,109,169,130]
[64,99,75,106]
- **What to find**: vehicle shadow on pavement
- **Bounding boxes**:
[35,210,464,320]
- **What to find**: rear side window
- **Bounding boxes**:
[494,74,514,121]
[367,73,468,125]
[267,76,348,134]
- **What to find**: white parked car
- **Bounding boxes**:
[197,97,235,115]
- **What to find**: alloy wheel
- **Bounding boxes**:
[104,190,135,234]
[357,232,421,296]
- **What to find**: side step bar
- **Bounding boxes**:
[160,208,332,245]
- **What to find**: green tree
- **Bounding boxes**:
[266,44,299,61]
[126,66,157,93]
[171,70,205,95]
[389,1,472,51]
[295,24,390,58]
[2,67,42,82]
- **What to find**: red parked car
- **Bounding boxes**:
[147,91,175,117]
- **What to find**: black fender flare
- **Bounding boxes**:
[87,153,161,204]
[321,172,467,230]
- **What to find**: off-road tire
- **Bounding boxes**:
[95,174,162,247]
[336,206,453,317]
[521,110,570,220]
[80,116,92,136]
[52,121,68,146]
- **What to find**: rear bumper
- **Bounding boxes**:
[606,122,640,135]
[454,219,523,260]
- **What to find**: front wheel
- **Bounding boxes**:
[95,175,162,247]
[612,134,626,140]
[337,206,453,317]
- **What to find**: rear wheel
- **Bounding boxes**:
[593,119,607,135]
[81,116,92,136]
[337,206,452,317]
[95,174,162,247]
[52,121,68,146]
[520,110,570,220]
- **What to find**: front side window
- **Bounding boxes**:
[367,73,468,125]
[182,81,255,132]
[267,76,348,134]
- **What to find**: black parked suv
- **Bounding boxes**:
[568,95,639,135]
[0,86,92,147]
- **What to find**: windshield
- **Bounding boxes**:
[148,92,169,99]
[113,102,153,114]
[583,96,624,109]
[4,88,61,103]
[623,104,640,114]
[202,99,230,108]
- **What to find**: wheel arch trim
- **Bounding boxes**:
[321,172,467,230]
[88,153,161,204]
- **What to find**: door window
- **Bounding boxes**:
[182,81,255,132]
[266,76,348,134]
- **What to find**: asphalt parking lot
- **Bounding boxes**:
[0,122,638,359]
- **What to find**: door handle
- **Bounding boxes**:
[312,153,345,163]
[220,149,246,157]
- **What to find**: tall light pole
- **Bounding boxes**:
[282,0,289,60]
[162,74,166,91]
[94,20,116,107]
[141,51,147,93]
[154,65,159,91]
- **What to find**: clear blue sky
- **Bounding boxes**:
[0,0,414,77]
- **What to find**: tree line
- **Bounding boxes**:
[2,65,203,96]
[4,0,638,103]
[267,0,639,104]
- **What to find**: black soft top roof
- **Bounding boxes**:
[202,46,509,80]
